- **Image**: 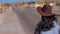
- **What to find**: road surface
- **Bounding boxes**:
[12,5,41,34]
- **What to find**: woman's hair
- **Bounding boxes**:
[34,15,56,34]
[39,15,56,31]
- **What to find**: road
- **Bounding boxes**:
[12,5,41,34]
[0,8,27,34]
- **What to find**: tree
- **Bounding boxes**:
[4,3,11,7]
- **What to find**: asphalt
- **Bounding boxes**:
[0,7,27,34]
[12,5,41,34]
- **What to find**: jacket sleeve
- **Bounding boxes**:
[34,23,41,34]
[59,28,60,34]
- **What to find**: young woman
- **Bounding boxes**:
[34,5,60,34]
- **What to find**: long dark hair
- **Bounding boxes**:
[34,15,56,34]
[40,15,56,31]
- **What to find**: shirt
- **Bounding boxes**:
[41,21,60,34]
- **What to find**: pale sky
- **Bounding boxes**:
[0,0,45,4]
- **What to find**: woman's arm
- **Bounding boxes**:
[37,7,52,16]
[35,31,40,34]
[59,29,60,34]
[34,23,40,34]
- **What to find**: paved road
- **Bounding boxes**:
[12,5,41,34]
[0,8,26,34]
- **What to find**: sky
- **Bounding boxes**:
[0,0,45,4]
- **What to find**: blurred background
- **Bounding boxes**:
[0,0,60,34]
